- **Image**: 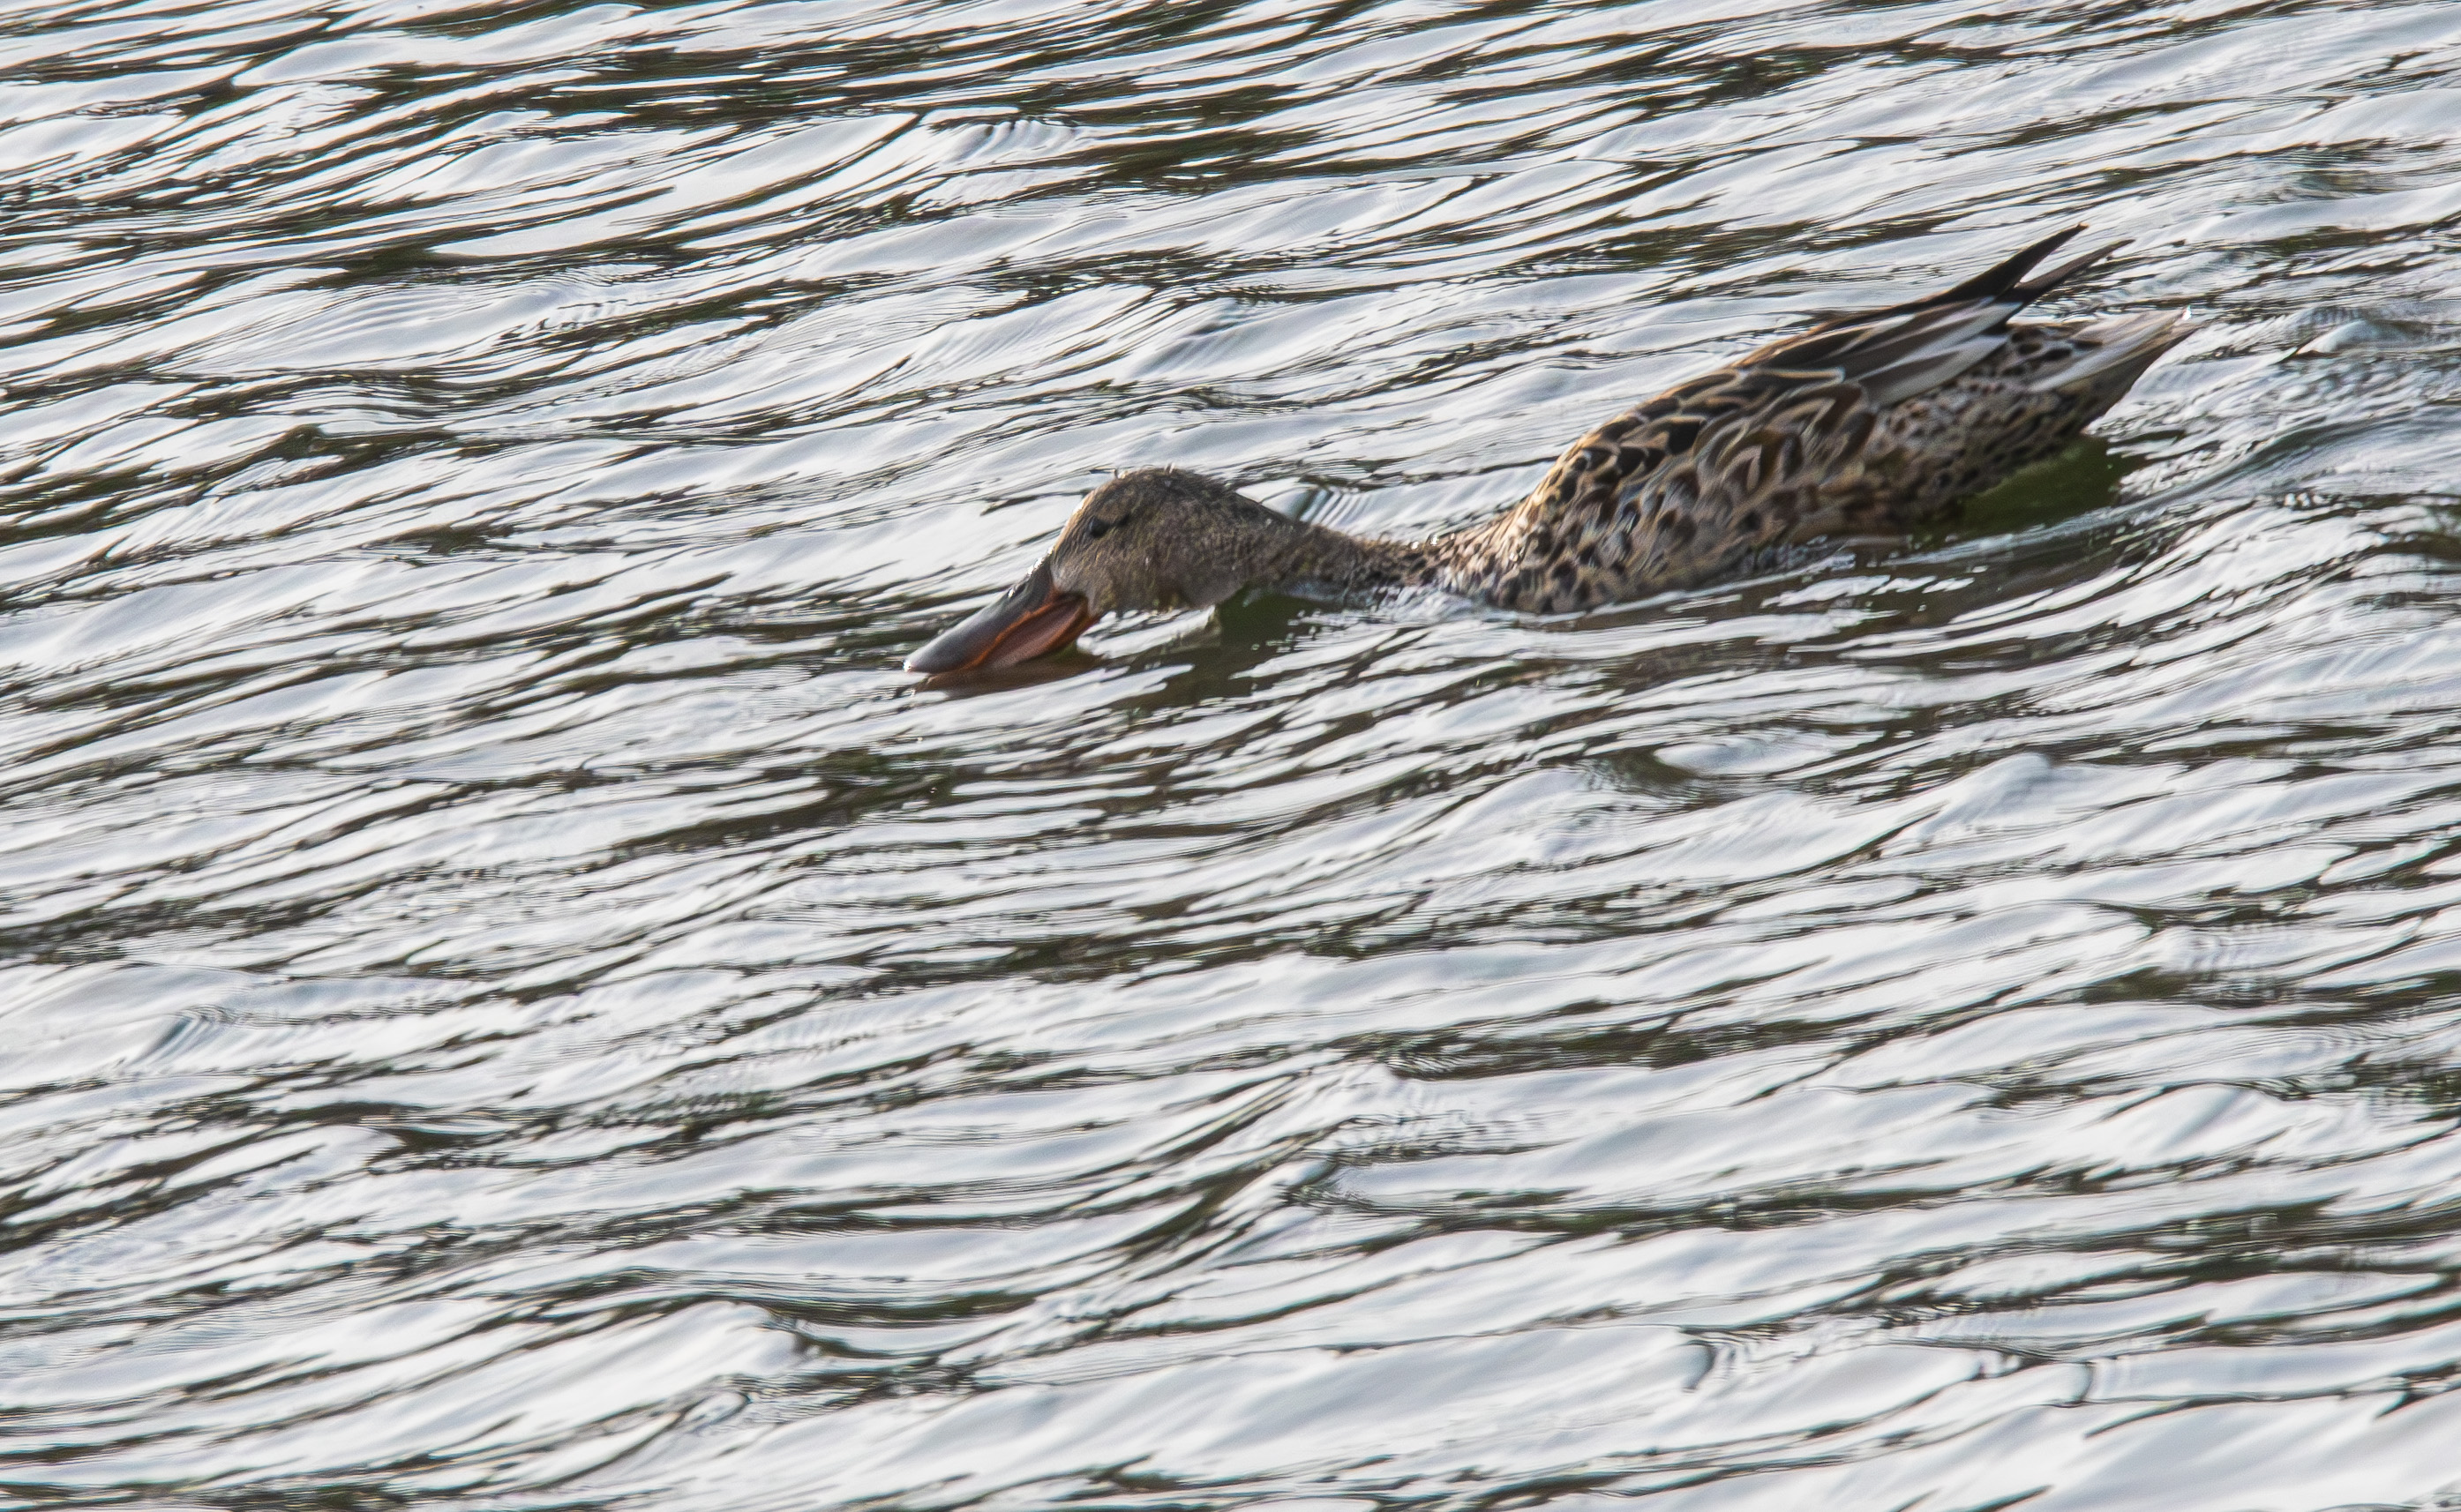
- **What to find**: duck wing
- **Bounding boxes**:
[1443,226,2138,612]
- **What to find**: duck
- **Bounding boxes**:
[906,224,2186,674]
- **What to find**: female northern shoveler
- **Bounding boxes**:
[906,225,2185,674]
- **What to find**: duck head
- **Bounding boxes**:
[904,468,1309,674]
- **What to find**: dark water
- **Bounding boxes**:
[9,1,2461,1508]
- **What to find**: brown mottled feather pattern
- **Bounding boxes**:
[1394,226,2187,613]
[907,227,2191,674]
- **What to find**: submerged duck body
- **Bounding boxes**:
[909,225,2186,674]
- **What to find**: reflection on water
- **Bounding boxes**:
[8,0,2461,1508]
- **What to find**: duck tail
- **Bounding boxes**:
[1939,223,2089,304]
[2008,236,2127,305]
[1845,224,2127,327]
[2029,310,2191,408]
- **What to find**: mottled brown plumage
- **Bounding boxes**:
[907,225,2187,672]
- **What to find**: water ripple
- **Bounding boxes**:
[10,0,2461,1508]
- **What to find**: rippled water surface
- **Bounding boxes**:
[11,0,2461,1507]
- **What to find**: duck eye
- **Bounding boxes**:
[1086,517,1114,540]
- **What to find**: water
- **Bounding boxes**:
[8,0,2461,1507]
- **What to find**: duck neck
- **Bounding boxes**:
[1251,517,1438,599]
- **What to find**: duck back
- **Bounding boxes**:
[1426,228,2187,614]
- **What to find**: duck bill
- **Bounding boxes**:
[904,558,1095,674]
